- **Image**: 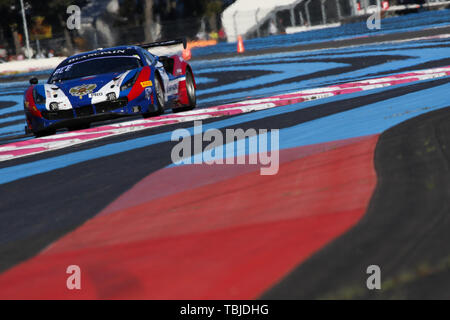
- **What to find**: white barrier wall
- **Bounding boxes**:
[222,0,305,42]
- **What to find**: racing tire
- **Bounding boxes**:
[34,128,56,138]
[143,75,165,118]
[172,69,196,113]
[68,123,90,131]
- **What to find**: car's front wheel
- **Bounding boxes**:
[143,75,165,118]
[68,122,90,131]
[34,128,56,138]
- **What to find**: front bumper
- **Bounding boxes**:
[42,97,129,121]
[28,95,158,133]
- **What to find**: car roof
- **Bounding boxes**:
[60,46,144,67]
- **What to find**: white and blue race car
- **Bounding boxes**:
[24,39,196,136]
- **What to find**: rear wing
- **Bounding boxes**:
[139,38,187,50]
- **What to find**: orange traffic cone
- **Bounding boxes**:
[237,35,245,54]
[182,46,192,60]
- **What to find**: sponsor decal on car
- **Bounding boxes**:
[88,92,104,98]
[140,80,153,88]
[67,50,128,63]
[69,84,97,99]
[167,81,180,95]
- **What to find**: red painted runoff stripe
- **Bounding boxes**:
[0,135,378,299]
[99,135,373,217]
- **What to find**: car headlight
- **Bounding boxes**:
[120,71,140,91]
[33,88,46,105]
[107,92,117,101]
[49,102,59,111]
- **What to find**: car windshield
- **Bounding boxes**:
[49,56,142,83]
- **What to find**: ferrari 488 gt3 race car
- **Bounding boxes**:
[23,39,196,136]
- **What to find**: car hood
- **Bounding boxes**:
[42,70,135,109]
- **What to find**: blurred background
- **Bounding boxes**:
[0,0,448,61]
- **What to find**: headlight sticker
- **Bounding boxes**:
[88,92,104,98]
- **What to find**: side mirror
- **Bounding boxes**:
[29,77,38,85]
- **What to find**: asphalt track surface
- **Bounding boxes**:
[0,23,449,299]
